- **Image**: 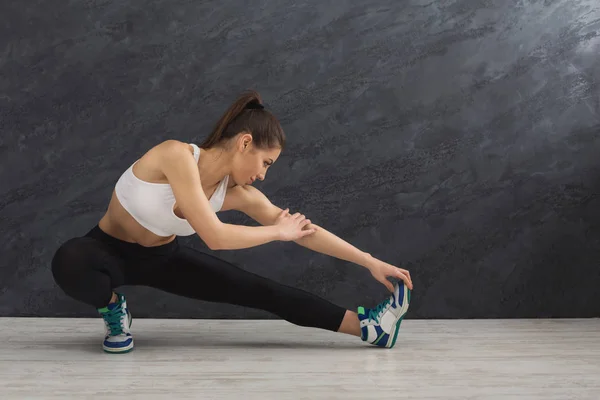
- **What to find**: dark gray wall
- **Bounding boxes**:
[1,0,599,319]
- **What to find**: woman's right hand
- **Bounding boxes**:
[274,208,317,241]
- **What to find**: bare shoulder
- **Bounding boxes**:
[151,139,195,159]
[129,140,195,184]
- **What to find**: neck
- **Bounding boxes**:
[198,147,233,187]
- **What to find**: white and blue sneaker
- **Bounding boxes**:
[358,282,411,348]
[97,293,134,353]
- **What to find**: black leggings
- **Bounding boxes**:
[51,225,346,332]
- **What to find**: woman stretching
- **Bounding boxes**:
[51,90,413,353]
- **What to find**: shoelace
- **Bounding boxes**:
[368,298,391,322]
[103,303,127,336]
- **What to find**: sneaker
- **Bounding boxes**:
[97,293,134,353]
[357,282,411,348]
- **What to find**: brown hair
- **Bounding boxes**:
[199,90,286,151]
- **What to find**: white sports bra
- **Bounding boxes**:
[114,143,229,237]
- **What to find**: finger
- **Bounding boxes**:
[397,270,410,282]
[301,219,311,226]
[396,271,413,289]
[402,274,413,289]
[301,228,317,237]
[384,280,394,293]
[275,210,285,222]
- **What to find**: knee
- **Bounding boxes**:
[51,237,90,286]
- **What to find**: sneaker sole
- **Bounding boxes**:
[103,341,134,354]
[388,284,411,348]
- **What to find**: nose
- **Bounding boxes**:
[257,173,265,181]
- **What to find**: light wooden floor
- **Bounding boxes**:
[0,318,599,399]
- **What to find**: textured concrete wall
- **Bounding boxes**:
[1,0,599,318]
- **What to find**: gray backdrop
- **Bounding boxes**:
[1,0,599,319]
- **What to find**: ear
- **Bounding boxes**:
[238,131,253,151]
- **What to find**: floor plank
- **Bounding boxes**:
[0,318,599,399]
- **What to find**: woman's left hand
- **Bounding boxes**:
[367,258,413,292]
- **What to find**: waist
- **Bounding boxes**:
[86,224,179,256]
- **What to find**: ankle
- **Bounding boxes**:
[109,292,118,304]
[337,310,362,337]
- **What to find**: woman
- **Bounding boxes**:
[51,90,413,353]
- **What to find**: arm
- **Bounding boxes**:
[225,184,414,291]
[294,222,374,268]
[227,185,374,269]
[158,140,281,250]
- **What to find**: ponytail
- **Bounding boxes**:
[199,90,285,150]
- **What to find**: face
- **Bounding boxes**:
[232,133,281,186]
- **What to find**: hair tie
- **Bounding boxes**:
[246,101,265,110]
